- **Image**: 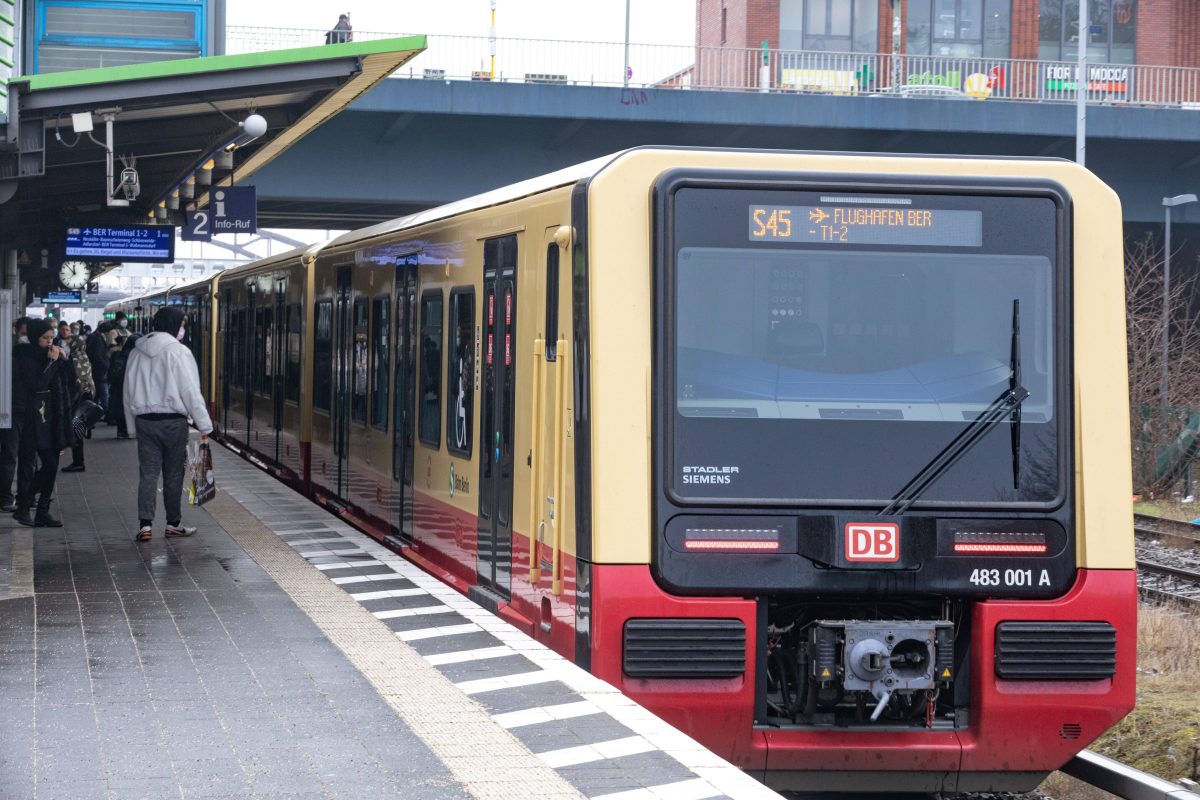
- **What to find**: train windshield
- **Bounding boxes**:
[667,186,1063,507]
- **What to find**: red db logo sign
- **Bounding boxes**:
[845,523,900,562]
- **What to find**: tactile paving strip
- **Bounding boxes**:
[211,446,782,800]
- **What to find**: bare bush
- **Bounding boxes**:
[1125,234,1200,496]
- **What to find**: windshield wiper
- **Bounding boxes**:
[880,299,1028,517]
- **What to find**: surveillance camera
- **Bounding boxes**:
[118,167,140,201]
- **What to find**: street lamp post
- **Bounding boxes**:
[623,0,631,87]
[1161,193,1198,410]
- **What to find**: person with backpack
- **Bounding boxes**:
[87,320,112,411]
[60,322,96,473]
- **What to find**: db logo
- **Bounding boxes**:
[845,523,900,562]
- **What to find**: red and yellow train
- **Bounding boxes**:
[109,148,1136,793]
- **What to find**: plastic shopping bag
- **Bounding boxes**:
[188,440,217,507]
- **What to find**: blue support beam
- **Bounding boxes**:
[253,80,1200,227]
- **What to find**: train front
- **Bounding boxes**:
[584,154,1136,794]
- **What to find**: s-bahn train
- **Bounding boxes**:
[109,148,1135,793]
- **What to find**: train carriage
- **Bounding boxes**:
[162,148,1134,793]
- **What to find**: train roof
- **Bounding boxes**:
[214,240,330,283]
[323,151,621,251]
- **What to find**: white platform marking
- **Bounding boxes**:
[396,622,483,641]
[424,645,515,666]
[314,559,386,571]
[373,605,455,620]
[455,671,560,695]
[493,701,603,729]
[350,588,426,601]
[537,736,656,768]
[331,573,406,585]
[591,778,723,800]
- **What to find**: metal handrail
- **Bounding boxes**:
[1065,751,1200,800]
[224,26,1200,110]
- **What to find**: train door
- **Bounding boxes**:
[220,287,232,434]
[271,277,287,464]
[528,227,566,592]
[477,235,518,599]
[392,255,418,545]
[245,285,257,444]
[332,266,354,499]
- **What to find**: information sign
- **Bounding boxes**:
[65,226,174,262]
[211,186,256,234]
[46,290,83,305]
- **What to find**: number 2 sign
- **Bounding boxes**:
[182,210,212,242]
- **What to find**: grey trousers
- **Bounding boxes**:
[136,416,189,525]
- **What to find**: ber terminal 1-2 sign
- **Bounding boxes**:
[183,186,256,242]
[65,225,174,262]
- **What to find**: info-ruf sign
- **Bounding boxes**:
[183,186,257,242]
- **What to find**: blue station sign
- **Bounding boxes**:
[65,225,174,262]
[46,290,83,304]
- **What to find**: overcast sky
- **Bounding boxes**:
[226,1,696,46]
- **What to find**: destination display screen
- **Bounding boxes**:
[65,225,175,262]
[749,205,983,247]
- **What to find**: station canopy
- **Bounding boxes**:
[1,35,426,273]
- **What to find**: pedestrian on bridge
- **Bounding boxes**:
[325,13,352,44]
[124,307,212,542]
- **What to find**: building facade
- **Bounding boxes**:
[20,0,225,75]
[698,1,1197,67]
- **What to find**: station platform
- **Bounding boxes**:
[0,429,781,800]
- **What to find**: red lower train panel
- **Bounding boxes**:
[589,565,1135,778]
[216,434,1134,787]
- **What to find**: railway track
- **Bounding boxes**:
[1133,512,1200,548]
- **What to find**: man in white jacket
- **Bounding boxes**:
[124,307,213,542]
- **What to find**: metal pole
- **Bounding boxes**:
[623,0,631,87]
[489,0,496,80]
[1075,0,1088,165]
[1163,206,1171,409]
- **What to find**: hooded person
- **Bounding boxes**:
[12,318,80,526]
[108,333,139,439]
[123,307,213,542]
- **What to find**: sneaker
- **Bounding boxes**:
[116,432,131,440]
[13,508,35,527]
[61,463,85,473]
[34,509,62,528]
[0,498,15,513]
[164,524,197,538]
[135,525,152,543]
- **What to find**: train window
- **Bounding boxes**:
[446,288,475,457]
[352,299,368,425]
[544,244,559,361]
[260,306,273,395]
[669,188,1060,506]
[314,300,333,413]
[230,310,244,388]
[286,304,301,403]
[419,290,443,448]
[372,296,390,430]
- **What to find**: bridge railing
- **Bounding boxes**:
[224,26,1200,109]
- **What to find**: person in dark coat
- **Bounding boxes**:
[325,13,352,44]
[12,319,80,527]
[108,333,140,439]
[87,320,112,410]
[0,316,31,511]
